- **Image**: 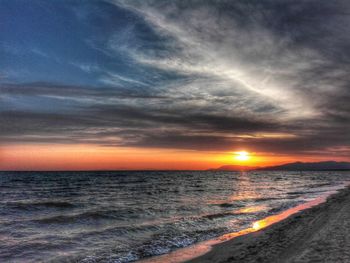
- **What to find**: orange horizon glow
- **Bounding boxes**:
[234,151,250,161]
[0,144,349,171]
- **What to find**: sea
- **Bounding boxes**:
[1,171,349,262]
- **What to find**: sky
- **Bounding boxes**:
[1,0,350,170]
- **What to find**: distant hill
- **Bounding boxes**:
[212,161,350,171]
[259,161,350,171]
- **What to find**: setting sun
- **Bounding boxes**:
[234,151,250,161]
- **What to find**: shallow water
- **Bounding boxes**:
[0,171,349,262]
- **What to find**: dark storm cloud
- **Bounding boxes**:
[0,82,280,139]
[1,0,350,157]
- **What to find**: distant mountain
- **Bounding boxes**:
[259,161,350,171]
[212,161,350,171]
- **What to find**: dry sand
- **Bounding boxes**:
[187,187,350,263]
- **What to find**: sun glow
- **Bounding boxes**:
[234,151,250,161]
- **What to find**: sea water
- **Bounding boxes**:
[1,171,349,262]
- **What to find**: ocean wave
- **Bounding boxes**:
[5,201,76,210]
[212,202,245,208]
[32,208,147,224]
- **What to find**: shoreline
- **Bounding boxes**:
[187,185,350,263]
[140,185,350,263]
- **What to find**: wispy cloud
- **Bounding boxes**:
[100,72,149,87]
[111,0,328,120]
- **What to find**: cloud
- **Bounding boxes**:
[111,0,328,120]
[100,72,149,87]
[1,0,350,158]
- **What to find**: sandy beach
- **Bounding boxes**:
[187,186,350,263]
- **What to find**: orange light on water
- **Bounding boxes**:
[236,205,267,214]
[252,221,265,230]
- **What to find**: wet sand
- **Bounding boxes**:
[187,186,350,263]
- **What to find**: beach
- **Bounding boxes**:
[187,186,350,263]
